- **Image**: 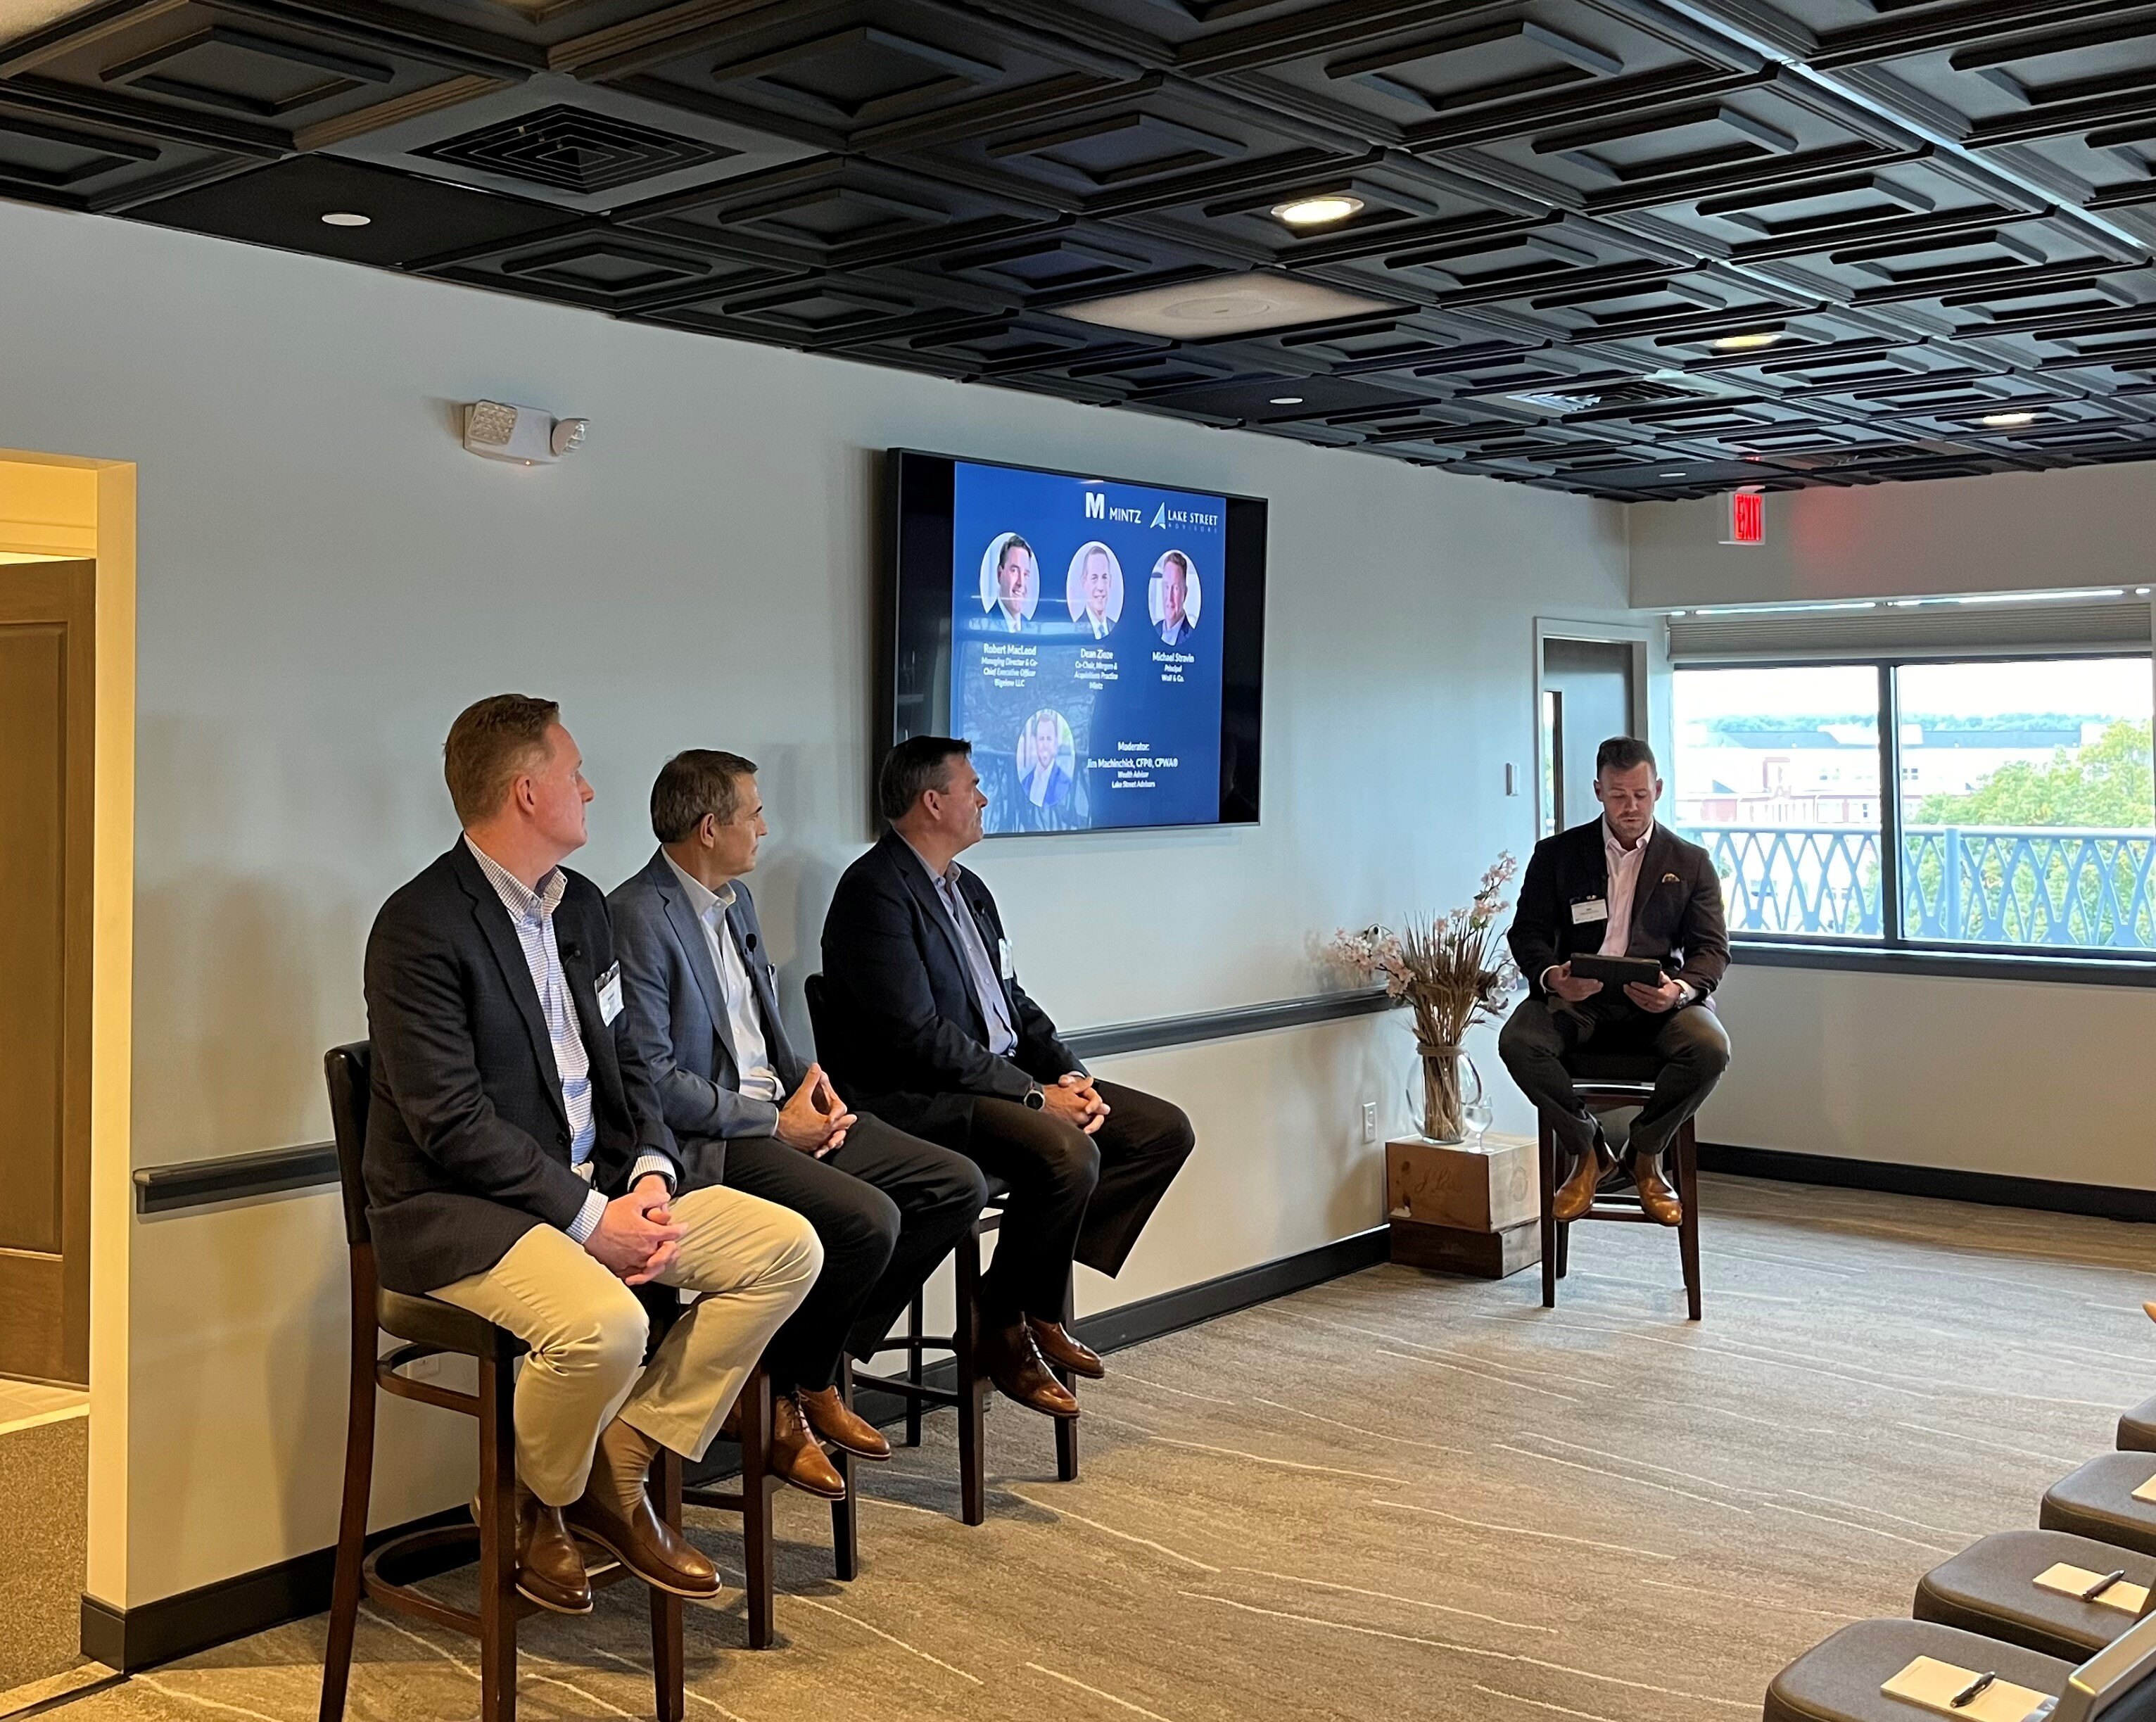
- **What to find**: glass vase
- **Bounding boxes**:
[1412,1043,1484,1144]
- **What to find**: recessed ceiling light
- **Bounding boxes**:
[1661,470,1687,478]
[1981,410,2039,427]
[1710,331,1784,351]
[2138,587,2151,596]
[1271,194,1364,229]
[322,212,372,227]
[1058,274,1394,340]
[1269,395,1305,405]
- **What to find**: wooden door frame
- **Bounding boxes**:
[1533,618,1653,837]
[0,560,94,1383]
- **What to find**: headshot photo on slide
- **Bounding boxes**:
[1015,708,1075,810]
[1149,548,1203,647]
[1066,540,1124,640]
[979,531,1039,633]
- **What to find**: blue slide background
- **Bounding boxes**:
[951,460,1228,835]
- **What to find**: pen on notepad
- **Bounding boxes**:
[1951,1672,1998,1708]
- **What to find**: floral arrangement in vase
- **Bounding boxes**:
[1327,853,1521,1142]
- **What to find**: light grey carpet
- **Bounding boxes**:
[0,1413,88,1692]
[42,1175,2156,1722]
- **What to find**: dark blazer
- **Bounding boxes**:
[608,850,808,1175]
[1508,818,1730,1004]
[818,829,1081,1137]
[362,841,678,1296]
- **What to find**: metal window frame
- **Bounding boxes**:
[1675,648,2156,968]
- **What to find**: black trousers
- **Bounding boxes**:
[681,1114,987,1393]
[880,1079,1195,1323]
[1497,995,1731,1165]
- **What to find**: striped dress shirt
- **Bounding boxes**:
[464,837,670,1243]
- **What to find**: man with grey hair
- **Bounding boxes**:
[610,749,986,1499]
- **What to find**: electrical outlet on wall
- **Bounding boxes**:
[1361,1100,1378,1143]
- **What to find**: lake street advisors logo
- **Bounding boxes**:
[1082,488,1220,530]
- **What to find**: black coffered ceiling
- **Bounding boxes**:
[15,0,2156,498]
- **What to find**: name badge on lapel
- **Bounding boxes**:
[597,961,624,1025]
[1571,897,1609,925]
[997,936,1015,980]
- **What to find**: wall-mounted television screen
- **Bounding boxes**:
[883,449,1267,837]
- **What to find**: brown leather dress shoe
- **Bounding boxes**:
[471,1488,592,1615]
[564,1419,720,1599]
[1550,1137,1616,1223]
[1632,1153,1683,1227]
[1026,1318,1105,1380]
[982,1321,1080,1419]
[516,1496,595,1614]
[797,1386,891,1460]
[769,1395,848,1499]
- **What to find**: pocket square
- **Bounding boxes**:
[1661,872,1680,883]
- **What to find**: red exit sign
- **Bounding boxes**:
[1723,488,1765,546]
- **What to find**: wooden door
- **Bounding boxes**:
[0,560,93,1385]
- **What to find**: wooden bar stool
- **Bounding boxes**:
[853,1189,1080,1524]
[1534,1053,1701,1321]
[318,1041,684,1722]
[803,973,1078,1524]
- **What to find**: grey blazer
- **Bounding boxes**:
[607,849,809,1173]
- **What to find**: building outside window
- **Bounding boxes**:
[1672,655,2155,955]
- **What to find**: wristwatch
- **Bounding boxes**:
[1023,1083,1046,1110]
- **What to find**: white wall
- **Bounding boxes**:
[1628,465,2156,609]
[1630,479,2156,1194]
[0,194,1630,1609]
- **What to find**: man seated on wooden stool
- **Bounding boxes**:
[363,695,823,1616]
[609,749,988,1500]
[1498,736,1731,1227]
[819,736,1197,1420]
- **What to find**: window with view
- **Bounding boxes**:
[1672,657,2156,957]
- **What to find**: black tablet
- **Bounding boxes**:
[1568,954,1666,987]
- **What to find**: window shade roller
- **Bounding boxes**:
[1666,598,2153,661]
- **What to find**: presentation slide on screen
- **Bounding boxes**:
[951,460,1228,835]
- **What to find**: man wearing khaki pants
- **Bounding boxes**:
[362,694,822,1614]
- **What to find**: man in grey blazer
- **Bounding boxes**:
[610,749,986,1498]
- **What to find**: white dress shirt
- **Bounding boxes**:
[464,836,671,1244]
[664,856,784,1106]
[1599,818,1651,958]
[1543,820,1692,1006]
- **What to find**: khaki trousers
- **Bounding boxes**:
[433,1184,821,1507]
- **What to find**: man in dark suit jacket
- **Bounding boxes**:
[819,737,1196,1420]
[364,696,820,1618]
[1499,735,1731,1227]
[609,749,985,1499]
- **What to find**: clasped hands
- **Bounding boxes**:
[1042,1071,1110,1135]
[1546,961,1687,1014]
[583,1059,861,1287]
[584,1173,684,1286]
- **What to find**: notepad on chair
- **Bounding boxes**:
[2033,1563,2148,1614]
[1882,1656,2053,1722]
[2132,1474,2156,1505]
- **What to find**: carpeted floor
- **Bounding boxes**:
[0,1407,89,1692]
[37,1175,2156,1722]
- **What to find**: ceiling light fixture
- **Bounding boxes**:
[1981,410,2039,427]
[1710,331,1784,351]
[1058,274,1393,341]
[321,211,372,227]
[1269,395,1305,405]
[1661,470,1687,478]
[1271,194,1364,229]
